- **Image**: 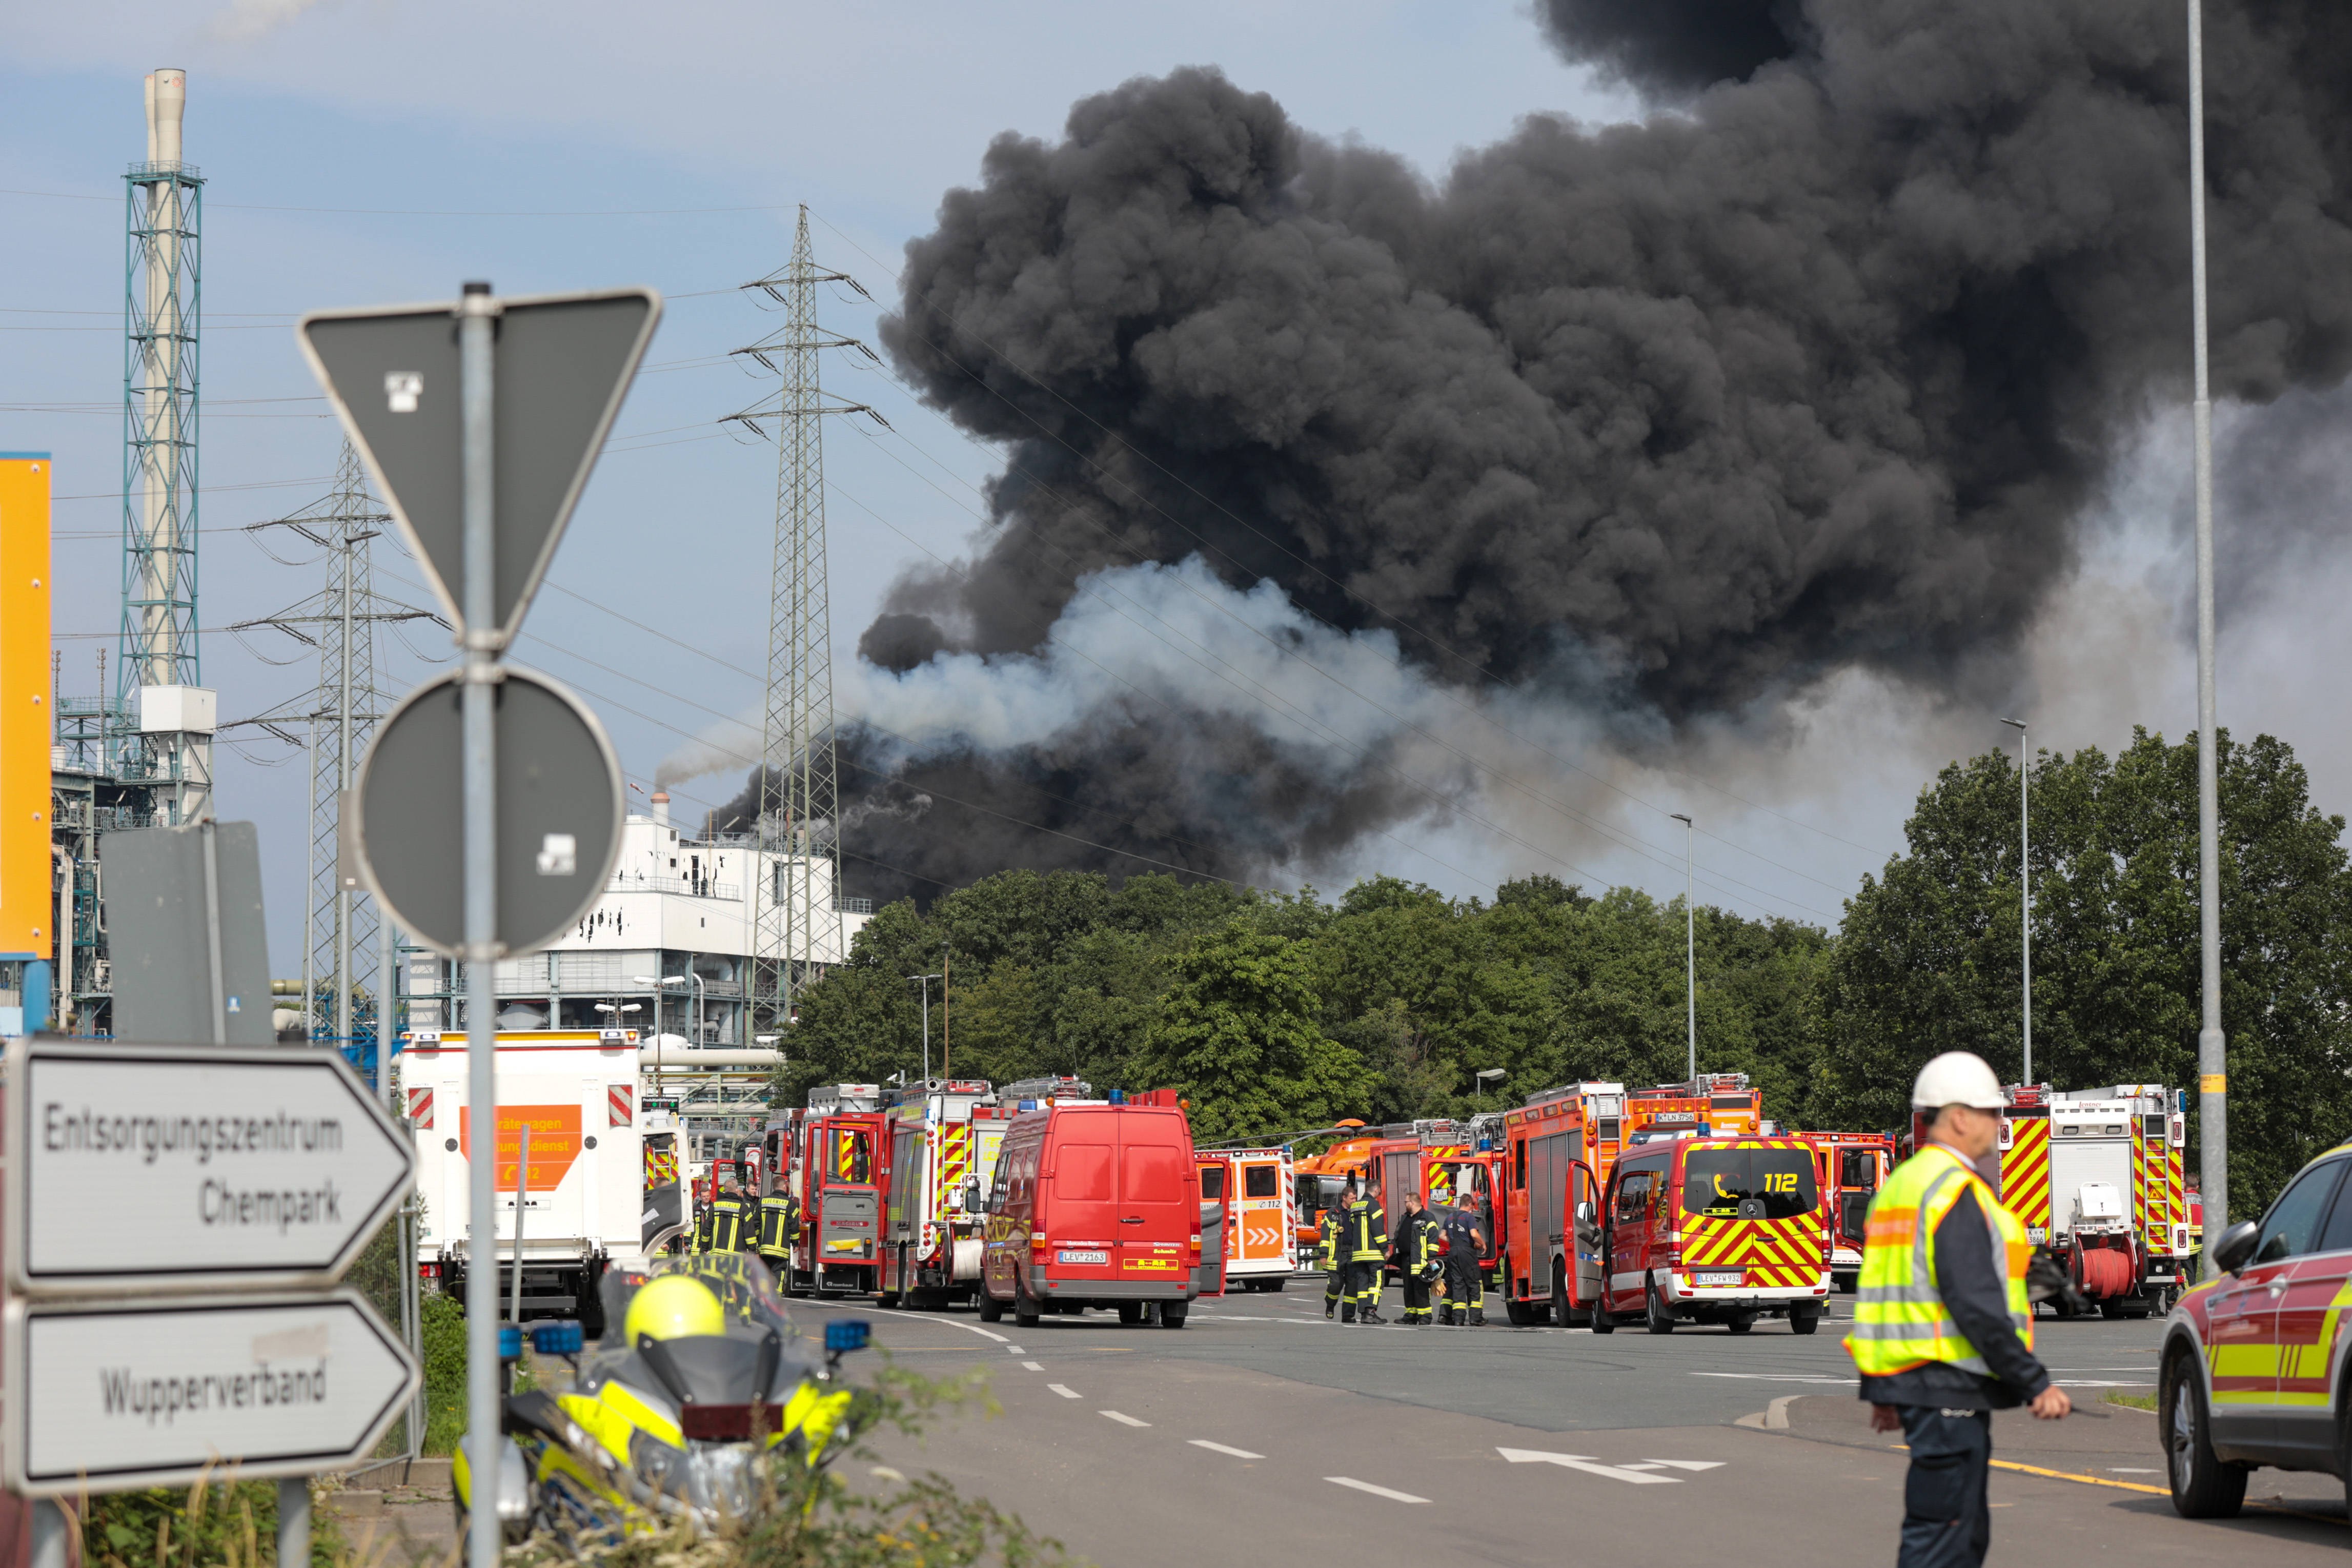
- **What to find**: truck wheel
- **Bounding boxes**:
[1645,1279,1676,1335]
[1118,1302,1145,1325]
[1504,1295,1533,1327]
[1013,1278,1041,1329]
[1727,1313,1756,1334]
[1789,1307,1821,1336]
[978,1289,1005,1323]
[1551,1264,1572,1330]
[1591,1291,1616,1334]
[2164,1352,2246,1517]
[1159,1303,1188,1329]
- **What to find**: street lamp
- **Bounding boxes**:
[1999,718,2031,1086]
[1670,813,1696,1083]
[594,1001,641,1037]
[907,970,943,1083]
[636,973,705,1047]
[1474,1067,1505,1108]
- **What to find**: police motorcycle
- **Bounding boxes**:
[455,1253,871,1552]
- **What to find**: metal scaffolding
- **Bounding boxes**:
[726,206,886,1029]
[227,440,440,1053]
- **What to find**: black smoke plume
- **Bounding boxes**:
[825,0,2352,902]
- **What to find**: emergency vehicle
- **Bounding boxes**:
[761,1083,886,1297]
[1592,1134,1831,1334]
[878,1079,1012,1308]
[1499,1090,1604,1324]
[1364,1118,1507,1283]
[1997,1083,2188,1316]
[1624,1074,1763,1148]
[1807,1132,1895,1292]
[1197,1146,1299,1290]
[401,1028,657,1335]
[1289,1125,1374,1253]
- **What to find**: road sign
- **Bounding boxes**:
[100,821,272,1047]
[5,1037,417,1294]
[3,1291,418,1495]
[297,288,661,642]
[353,663,623,958]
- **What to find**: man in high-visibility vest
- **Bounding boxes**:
[1848,1052,2070,1568]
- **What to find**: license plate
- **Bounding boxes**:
[1695,1271,1743,1288]
[1057,1249,1107,1265]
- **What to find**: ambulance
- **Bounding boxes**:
[401,1028,657,1336]
[1499,1090,1604,1324]
[1998,1082,2188,1316]
[1591,1134,1831,1334]
[877,1079,1013,1308]
[1197,1146,1298,1290]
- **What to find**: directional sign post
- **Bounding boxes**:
[4,1292,416,1495]
[301,281,660,1568]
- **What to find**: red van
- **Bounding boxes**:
[1592,1135,1830,1334]
[979,1103,1203,1328]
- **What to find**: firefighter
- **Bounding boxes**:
[1438,1197,1487,1326]
[701,1176,753,1254]
[690,1184,717,1253]
[755,1182,800,1279]
[1345,1181,1388,1325]
[1319,1183,1349,1319]
[1392,1193,1442,1326]
[1850,1052,2069,1568]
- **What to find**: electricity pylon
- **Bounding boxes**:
[725,206,887,1030]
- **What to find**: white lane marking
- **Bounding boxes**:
[1189,1440,1266,1459]
[970,1326,1010,1343]
[1629,1459,1724,1473]
[1326,1477,1428,1504]
[1690,1372,1854,1384]
[1101,1410,1151,1427]
[1497,1448,1682,1484]
[2111,1468,2162,1474]
[1047,1384,1082,1399]
[1022,1361,1044,1371]
[830,1300,1015,1344]
[2053,1380,2144,1388]
[1006,1346,1026,1354]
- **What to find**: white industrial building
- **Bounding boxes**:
[399,792,873,1045]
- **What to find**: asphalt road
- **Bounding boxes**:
[797,1279,2348,1568]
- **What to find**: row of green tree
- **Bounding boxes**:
[783,729,2352,1216]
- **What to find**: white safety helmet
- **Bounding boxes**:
[1911,1051,2007,1112]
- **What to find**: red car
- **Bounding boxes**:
[2162,1138,2352,1516]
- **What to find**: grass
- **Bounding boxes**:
[2105,1390,2158,1411]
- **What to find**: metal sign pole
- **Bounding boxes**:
[459,280,503,1568]
[276,1477,310,1568]
[511,1124,530,1329]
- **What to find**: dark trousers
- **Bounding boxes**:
[1897,1406,1991,1568]
[1344,1260,1381,1316]
[1401,1273,1433,1322]
[1443,1255,1484,1317]
[1325,1269,1345,1314]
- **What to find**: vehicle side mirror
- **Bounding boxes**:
[2209,1218,2260,1275]
[1574,1200,1595,1225]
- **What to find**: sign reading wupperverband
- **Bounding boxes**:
[5,1038,416,1294]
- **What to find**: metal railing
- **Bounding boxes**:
[604,874,740,901]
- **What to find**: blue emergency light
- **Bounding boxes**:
[498,1326,524,1362]
[1108,1089,1126,1105]
[824,1319,871,1355]
[532,1320,585,1357]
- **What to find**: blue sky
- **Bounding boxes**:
[8,1,2339,974]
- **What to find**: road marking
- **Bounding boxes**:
[1189,1440,1265,1459]
[1047,1384,1081,1399]
[2110,1468,2161,1474]
[1627,1459,1725,1472]
[1006,1346,1026,1354]
[1690,1372,1854,1384]
[832,1300,1015,1344]
[1988,1459,2165,1496]
[1022,1361,1043,1371]
[1101,1410,1150,1427]
[1497,1448,1683,1484]
[1326,1477,1428,1503]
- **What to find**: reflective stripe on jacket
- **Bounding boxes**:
[1845,1145,2032,1378]
[1316,1209,1345,1271]
[703,1195,752,1253]
[756,1195,798,1258]
[1346,1198,1388,1262]
[1398,1210,1442,1276]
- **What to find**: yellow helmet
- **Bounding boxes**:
[623,1275,725,1346]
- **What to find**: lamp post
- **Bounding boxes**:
[1670,813,1696,1083]
[594,1001,640,1034]
[1474,1067,1506,1108]
[637,972,705,1047]
[1999,718,2032,1086]
[907,970,943,1083]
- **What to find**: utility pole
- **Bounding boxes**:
[226,439,438,1073]
[729,207,887,1036]
[2186,0,2228,1268]
[908,970,942,1082]
[2000,718,2031,1085]
[1671,814,1695,1083]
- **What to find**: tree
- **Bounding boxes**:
[1132,921,1375,1141]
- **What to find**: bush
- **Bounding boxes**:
[80,1475,345,1568]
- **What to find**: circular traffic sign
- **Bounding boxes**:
[353,663,624,958]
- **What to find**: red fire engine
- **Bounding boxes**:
[1806,1132,1895,1291]
[1363,1117,1507,1283]
[1997,1083,2188,1316]
[763,1083,887,1297]
[1499,1089,1603,1323]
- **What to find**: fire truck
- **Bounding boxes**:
[1499,1089,1604,1324]
[1290,1125,1375,1254]
[1807,1132,1895,1292]
[762,1083,887,1297]
[878,1080,1014,1309]
[1197,1146,1299,1290]
[1998,1083,2188,1316]
[1364,1117,1508,1285]
[1623,1074,1763,1150]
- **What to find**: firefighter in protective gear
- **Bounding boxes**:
[700,1178,753,1254]
[1317,1192,1348,1319]
[1849,1051,2069,1568]
[1345,1186,1388,1325]
[755,1186,800,1277]
[1437,1199,1487,1325]
[1392,1195,1443,1325]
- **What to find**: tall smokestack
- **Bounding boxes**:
[651,790,670,831]
[149,69,184,165]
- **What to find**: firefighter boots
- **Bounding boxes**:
[1469,1310,1487,1327]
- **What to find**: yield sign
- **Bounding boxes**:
[297,287,661,642]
